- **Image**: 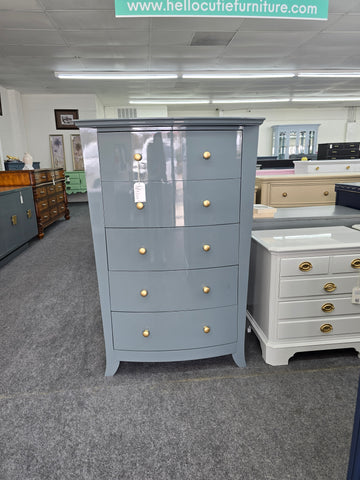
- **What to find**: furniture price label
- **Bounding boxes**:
[134,182,146,203]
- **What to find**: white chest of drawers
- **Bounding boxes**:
[77,117,263,375]
[247,226,360,365]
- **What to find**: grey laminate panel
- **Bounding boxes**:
[106,224,239,271]
[109,266,238,312]
[112,305,238,351]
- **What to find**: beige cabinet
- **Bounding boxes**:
[255,172,360,207]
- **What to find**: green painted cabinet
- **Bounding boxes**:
[65,171,87,194]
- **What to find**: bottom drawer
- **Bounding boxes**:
[278,316,360,340]
[112,305,237,351]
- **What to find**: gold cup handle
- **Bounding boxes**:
[351,259,360,269]
[323,282,336,292]
[299,261,313,272]
[11,215,17,225]
[321,303,335,313]
[320,323,333,334]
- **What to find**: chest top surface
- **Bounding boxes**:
[252,226,360,252]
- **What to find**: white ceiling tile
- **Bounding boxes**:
[0,11,54,28]
[47,11,139,29]
[0,0,40,9]
[0,29,66,45]
[329,13,360,31]
[40,0,115,9]
[62,29,149,46]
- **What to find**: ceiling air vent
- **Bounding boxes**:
[190,32,235,46]
[118,107,137,119]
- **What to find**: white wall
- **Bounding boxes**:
[21,94,99,171]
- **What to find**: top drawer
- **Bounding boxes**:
[280,256,329,276]
[330,254,360,274]
[98,130,242,182]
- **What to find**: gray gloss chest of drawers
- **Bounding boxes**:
[77,117,263,376]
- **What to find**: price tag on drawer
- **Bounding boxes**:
[352,287,360,305]
[134,182,146,203]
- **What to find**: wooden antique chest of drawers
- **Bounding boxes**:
[77,117,264,375]
[247,226,360,365]
[0,169,70,238]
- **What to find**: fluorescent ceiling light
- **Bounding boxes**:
[293,97,360,102]
[129,99,210,104]
[212,98,291,104]
[298,72,360,78]
[55,72,178,80]
[183,73,295,79]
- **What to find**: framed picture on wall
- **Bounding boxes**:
[71,134,84,171]
[49,134,66,169]
[54,109,79,130]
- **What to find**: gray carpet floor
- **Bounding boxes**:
[0,203,359,480]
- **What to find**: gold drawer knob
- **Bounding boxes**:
[142,329,150,337]
[203,326,211,334]
[351,259,360,269]
[323,282,336,292]
[203,286,211,294]
[134,153,142,161]
[320,323,333,334]
[321,303,335,313]
[299,261,312,272]
[346,165,350,170]
[140,289,148,297]
[316,166,320,171]
[202,244,211,252]
[323,191,329,196]
[203,200,211,207]
[136,202,144,210]
[282,192,288,197]
[139,247,147,255]
[203,151,211,159]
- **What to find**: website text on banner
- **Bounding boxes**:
[115,0,329,19]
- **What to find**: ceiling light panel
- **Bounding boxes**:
[55,72,178,79]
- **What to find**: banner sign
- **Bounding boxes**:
[115,0,328,19]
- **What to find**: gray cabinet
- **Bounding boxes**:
[0,186,38,264]
[77,117,263,375]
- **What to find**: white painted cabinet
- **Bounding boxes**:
[247,226,360,365]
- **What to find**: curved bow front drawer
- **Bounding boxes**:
[109,266,238,312]
[111,306,238,351]
[102,179,240,227]
[106,224,239,271]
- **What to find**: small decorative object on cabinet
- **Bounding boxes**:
[77,117,264,375]
[0,169,70,238]
[247,226,360,366]
[0,186,38,265]
[65,171,87,194]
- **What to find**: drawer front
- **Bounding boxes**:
[47,184,56,195]
[55,182,64,193]
[39,211,51,224]
[112,306,237,351]
[109,266,238,312]
[98,131,173,182]
[278,297,360,320]
[279,275,359,298]
[34,185,48,199]
[49,206,59,218]
[67,178,81,186]
[178,130,242,180]
[56,193,65,203]
[34,171,49,183]
[102,179,240,228]
[48,196,58,208]
[330,254,360,274]
[280,256,329,277]
[269,184,335,206]
[37,198,49,212]
[106,224,239,271]
[58,203,66,214]
[278,316,360,340]
[54,170,64,180]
